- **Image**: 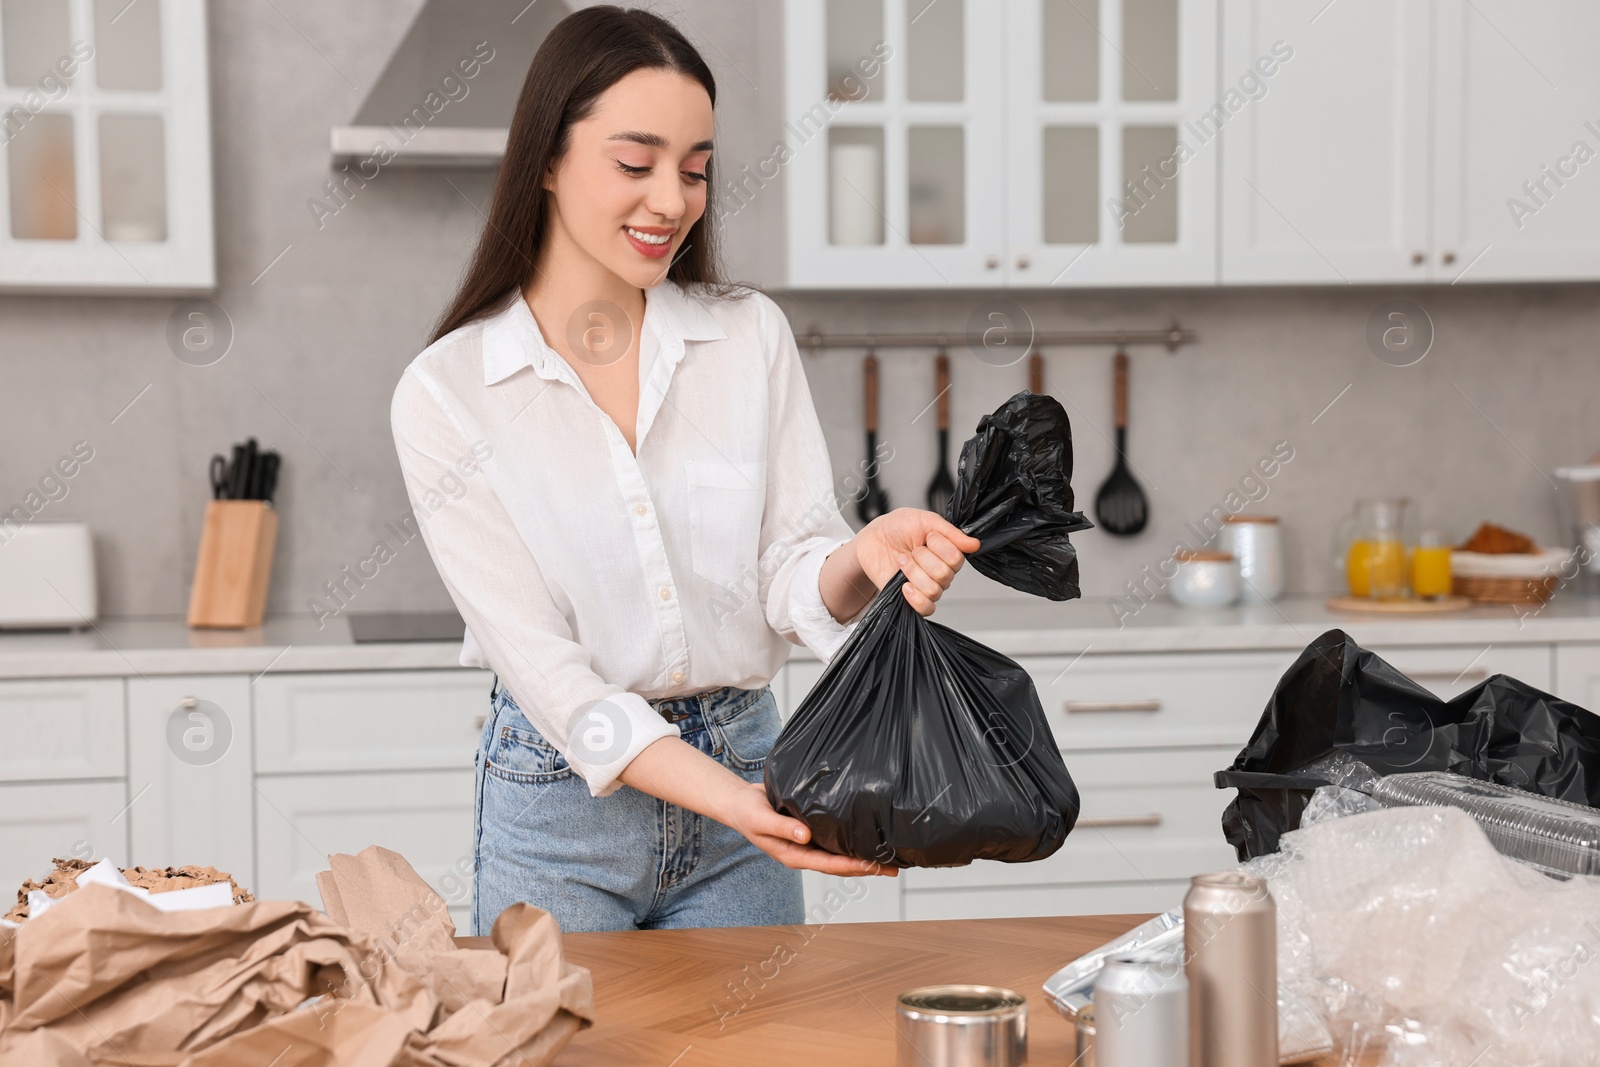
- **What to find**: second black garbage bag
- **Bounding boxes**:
[1215,627,1600,860]
[764,390,1092,869]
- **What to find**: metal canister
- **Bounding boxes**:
[1184,871,1277,1067]
[1092,952,1188,1067]
[1075,1005,1097,1067]
[895,985,1026,1067]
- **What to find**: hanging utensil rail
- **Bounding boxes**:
[796,323,1197,353]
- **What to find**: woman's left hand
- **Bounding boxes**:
[854,508,982,616]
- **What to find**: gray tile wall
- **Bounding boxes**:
[0,1,1594,624]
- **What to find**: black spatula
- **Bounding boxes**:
[1094,350,1148,536]
[925,352,955,517]
[857,352,890,524]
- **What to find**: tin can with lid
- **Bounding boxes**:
[1184,871,1277,1067]
[895,985,1026,1067]
[1092,952,1188,1067]
[1220,515,1284,601]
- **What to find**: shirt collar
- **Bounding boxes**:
[480,281,728,387]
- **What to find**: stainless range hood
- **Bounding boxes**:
[331,0,570,167]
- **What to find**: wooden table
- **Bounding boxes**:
[468,914,1341,1066]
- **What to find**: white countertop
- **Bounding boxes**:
[0,596,1597,679]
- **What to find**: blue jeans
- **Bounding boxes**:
[471,678,805,934]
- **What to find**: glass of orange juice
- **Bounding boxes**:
[1412,530,1453,600]
[1346,538,1408,598]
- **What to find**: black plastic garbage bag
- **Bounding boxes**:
[1215,627,1600,859]
[764,391,1091,869]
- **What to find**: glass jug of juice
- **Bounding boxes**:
[1334,499,1410,599]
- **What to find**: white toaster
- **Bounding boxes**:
[0,521,97,628]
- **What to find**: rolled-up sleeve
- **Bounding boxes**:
[751,295,865,663]
[390,371,678,797]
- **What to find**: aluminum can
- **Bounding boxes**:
[895,985,1026,1067]
[1184,871,1277,1067]
[1092,952,1188,1067]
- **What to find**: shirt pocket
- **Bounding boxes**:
[686,459,767,591]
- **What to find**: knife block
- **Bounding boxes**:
[188,501,278,629]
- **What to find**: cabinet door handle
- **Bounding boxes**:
[1015,254,1030,269]
[1441,251,1457,265]
[1063,699,1163,713]
[1411,252,1425,265]
[984,254,1000,269]
[1408,669,1488,683]
[473,714,487,730]
[1077,814,1163,829]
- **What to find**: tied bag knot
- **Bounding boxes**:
[764,391,1092,869]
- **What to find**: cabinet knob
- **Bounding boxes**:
[1441,251,1457,265]
[1015,254,1030,270]
[180,696,199,710]
[473,714,487,730]
[984,254,1000,269]
[1411,252,1425,266]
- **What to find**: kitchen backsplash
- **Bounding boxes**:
[0,0,1595,621]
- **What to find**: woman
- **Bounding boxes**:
[390,7,979,935]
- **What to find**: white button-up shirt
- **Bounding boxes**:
[390,282,861,797]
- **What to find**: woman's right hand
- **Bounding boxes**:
[723,781,898,878]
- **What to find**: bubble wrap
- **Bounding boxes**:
[1249,805,1600,1067]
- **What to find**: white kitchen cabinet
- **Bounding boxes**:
[1220,0,1600,284]
[254,669,491,774]
[0,677,125,781]
[903,748,1239,892]
[1005,0,1219,285]
[1430,0,1600,281]
[784,0,1007,287]
[1369,643,1552,701]
[905,879,1188,921]
[782,0,1217,288]
[126,675,254,887]
[0,780,129,901]
[1555,644,1600,710]
[254,771,476,930]
[1219,0,1432,283]
[1029,649,1294,749]
[0,0,216,293]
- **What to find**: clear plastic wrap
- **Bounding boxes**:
[1249,805,1600,1067]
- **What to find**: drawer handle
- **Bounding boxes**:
[1077,814,1163,830]
[1063,699,1163,714]
[473,715,487,730]
[1409,669,1488,683]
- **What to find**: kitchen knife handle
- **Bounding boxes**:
[1114,350,1129,429]
[864,353,879,434]
[934,353,950,431]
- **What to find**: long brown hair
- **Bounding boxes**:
[430,7,724,344]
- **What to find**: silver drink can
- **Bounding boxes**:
[1184,871,1277,1067]
[1092,952,1189,1067]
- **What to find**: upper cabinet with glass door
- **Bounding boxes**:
[784,0,1008,288]
[0,0,214,293]
[1005,0,1218,286]
[783,0,1216,288]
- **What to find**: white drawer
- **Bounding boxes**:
[1026,650,1295,750]
[0,780,130,899]
[254,669,493,774]
[255,770,474,927]
[1555,644,1600,711]
[905,880,1187,921]
[1370,644,1551,701]
[782,659,825,723]
[902,747,1239,891]
[0,678,124,781]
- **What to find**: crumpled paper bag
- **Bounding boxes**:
[0,846,593,1067]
